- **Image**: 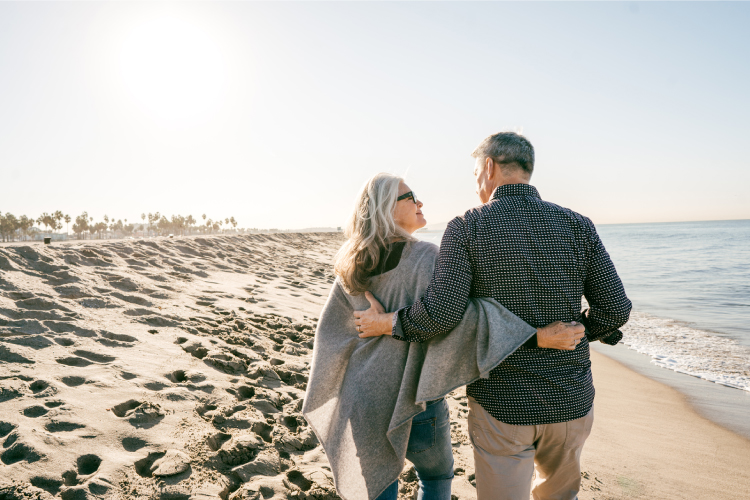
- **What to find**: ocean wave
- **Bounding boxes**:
[620,311,750,392]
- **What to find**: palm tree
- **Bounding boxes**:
[186,215,196,235]
[64,214,71,236]
[53,211,64,236]
[37,213,51,236]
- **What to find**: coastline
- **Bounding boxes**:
[582,349,750,500]
[591,342,750,440]
[3,233,750,499]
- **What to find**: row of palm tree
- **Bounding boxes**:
[0,210,240,242]
[0,210,71,242]
[138,213,238,237]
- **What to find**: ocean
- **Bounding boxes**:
[416,219,750,393]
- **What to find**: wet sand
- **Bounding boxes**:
[580,350,750,500]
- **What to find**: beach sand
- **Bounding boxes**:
[579,350,750,500]
[1,234,749,500]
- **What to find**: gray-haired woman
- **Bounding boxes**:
[303,173,579,500]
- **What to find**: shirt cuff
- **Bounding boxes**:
[598,330,623,345]
[391,307,408,341]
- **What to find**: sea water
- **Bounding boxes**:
[416,219,750,392]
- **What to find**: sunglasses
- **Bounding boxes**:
[397,191,419,204]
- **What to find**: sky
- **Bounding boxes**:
[1,1,749,230]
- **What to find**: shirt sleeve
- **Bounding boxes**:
[392,217,473,342]
[581,219,633,344]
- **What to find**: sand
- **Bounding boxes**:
[579,350,750,500]
[1,233,749,500]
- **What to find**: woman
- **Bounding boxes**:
[303,173,566,500]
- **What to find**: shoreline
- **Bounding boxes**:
[3,233,750,499]
[582,349,750,499]
[591,341,750,440]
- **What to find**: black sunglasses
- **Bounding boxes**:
[397,191,419,204]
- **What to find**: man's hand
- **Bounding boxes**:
[536,321,586,350]
[353,292,394,338]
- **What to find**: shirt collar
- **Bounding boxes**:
[490,183,541,201]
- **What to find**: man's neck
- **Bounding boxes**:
[491,176,531,192]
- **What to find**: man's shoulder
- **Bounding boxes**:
[457,197,595,230]
[537,200,595,228]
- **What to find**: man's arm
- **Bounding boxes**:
[353,217,474,342]
[581,219,633,344]
[394,217,474,342]
[354,216,589,349]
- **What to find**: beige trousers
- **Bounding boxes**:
[467,397,594,500]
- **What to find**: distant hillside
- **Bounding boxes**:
[420,221,448,232]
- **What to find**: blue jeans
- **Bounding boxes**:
[376,398,454,500]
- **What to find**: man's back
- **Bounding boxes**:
[395,183,632,424]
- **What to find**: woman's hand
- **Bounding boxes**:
[353,292,394,338]
[536,321,586,350]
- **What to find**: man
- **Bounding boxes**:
[354,132,632,500]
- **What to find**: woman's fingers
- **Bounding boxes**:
[364,291,386,313]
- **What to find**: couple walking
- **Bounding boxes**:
[303,132,632,500]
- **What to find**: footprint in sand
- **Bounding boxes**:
[111,399,165,428]
[226,385,255,401]
[43,321,96,337]
[109,291,152,307]
[134,450,191,478]
[96,331,138,348]
[22,405,48,418]
[29,379,57,398]
[29,476,63,496]
[122,437,147,452]
[60,376,86,387]
[59,454,103,493]
[72,350,117,363]
[45,421,85,432]
[56,356,93,367]
[76,454,102,475]
[1,440,42,465]
[0,345,34,364]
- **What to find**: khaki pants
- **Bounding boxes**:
[467,397,594,500]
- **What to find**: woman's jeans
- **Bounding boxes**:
[375,398,454,500]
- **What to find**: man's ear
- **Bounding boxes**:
[485,157,495,179]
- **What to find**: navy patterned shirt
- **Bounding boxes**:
[393,184,632,425]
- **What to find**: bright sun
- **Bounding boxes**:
[118,16,228,126]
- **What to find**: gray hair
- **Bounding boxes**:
[471,132,535,175]
[334,173,414,294]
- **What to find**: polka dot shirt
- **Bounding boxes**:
[393,184,632,425]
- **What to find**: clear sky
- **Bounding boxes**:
[1,2,748,229]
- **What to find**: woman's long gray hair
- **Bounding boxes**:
[334,173,414,294]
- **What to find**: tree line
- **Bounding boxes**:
[0,210,240,242]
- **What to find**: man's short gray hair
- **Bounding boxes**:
[471,132,535,175]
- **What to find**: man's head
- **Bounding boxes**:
[471,132,535,203]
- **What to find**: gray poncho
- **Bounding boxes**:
[303,241,536,500]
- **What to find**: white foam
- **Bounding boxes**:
[620,311,750,392]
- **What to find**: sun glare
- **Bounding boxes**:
[118,16,228,126]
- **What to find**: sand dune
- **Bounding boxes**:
[0,234,357,499]
[0,234,481,500]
